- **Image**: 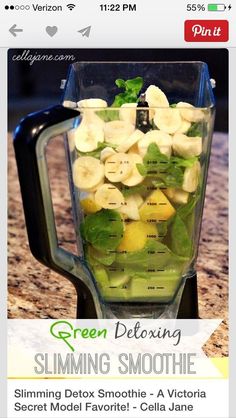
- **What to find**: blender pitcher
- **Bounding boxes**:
[13,61,215,319]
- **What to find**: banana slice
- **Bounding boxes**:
[105,153,133,183]
[173,133,202,158]
[176,119,191,134]
[116,129,144,153]
[74,121,104,153]
[122,153,145,187]
[73,156,105,191]
[164,188,189,204]
[182,161,201,193]
[132,193,144,208]
[77,99,107,108]
[104,120,135,145]
[118,195,140,221]
[63,100,77,109]
[82,111,105,127]
[145,85,169,108]
[154,108,182,134]
[138,130,173,157]
[176,102,205,123]
[95,183,124,209]
[78,99,107,127]
[100,147,116,162]
[119,103,137,125]
[67,128,76,152]
[88,180,105,193]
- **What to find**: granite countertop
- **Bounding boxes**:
[8,132,228,356]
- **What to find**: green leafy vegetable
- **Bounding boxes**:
[157,221,169,240]
[138,142,169,174]
[170,103,177,108]
[136,163,147,176]
[170,156,198,168]
[137,143,184,187]
[165,185,201,258]
[112,76,144,107]
[115,239,188,272]
[154,165,184,188]
[187,122,203,137]
[177,186,201,220]
[115,79,126,89]
[121,184,147,197]
[169,215,192,258]
[96,109,119,122]
[88,246,116,266]
[81,209,124,251]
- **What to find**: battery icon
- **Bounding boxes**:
[208,3,226,11]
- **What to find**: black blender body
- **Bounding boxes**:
[13,62,215,319]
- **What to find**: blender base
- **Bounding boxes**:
[177,273,199,319]
[76,273,199,320]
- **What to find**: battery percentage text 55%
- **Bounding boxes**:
[186,4,206,11]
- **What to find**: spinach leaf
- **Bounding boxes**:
[112,76,144,107]
[154,165,184,188]
[139,142,169,175]
[115,79,126,89]
[170,156,198,168]
[157,221,169,240]
[96,109,120,122]
[87,246,116,266]
[177,186,201,220]
[82,209,124,251]
[136,163,147,176]
[170,215,192,258]
[187,122,203,137]
[137,143,184,187]
[120,184,147,197]
[115,239,188,271]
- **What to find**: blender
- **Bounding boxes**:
[13,62,215,319]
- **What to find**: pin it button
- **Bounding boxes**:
[185,20,229,42]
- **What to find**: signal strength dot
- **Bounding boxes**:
[67,3,76,10]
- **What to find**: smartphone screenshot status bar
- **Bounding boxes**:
[0,0,234,47]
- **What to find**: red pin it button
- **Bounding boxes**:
[185,20,229,42]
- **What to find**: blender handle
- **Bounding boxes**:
[13,105,102,318]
